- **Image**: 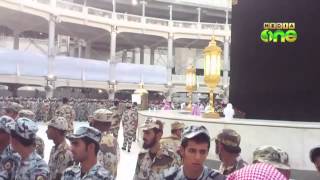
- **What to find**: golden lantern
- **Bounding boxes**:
[203,36,221,118]
[185,65,197,111]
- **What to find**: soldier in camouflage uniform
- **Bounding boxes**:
[55,97,76,134]
[253,145,291,179]
[17,109,45,158]
[121,103,138,152]
[62,126,114,180]
[0,116,20,180]
[47,117,74,180]
[109,100,122,139]
[3,102,23,120]
[164,125,226,180]
[134,118,180,180]
[90,109,120,178]
[7,117,49,179]
[160,121,185,154]
[215,129,248,175]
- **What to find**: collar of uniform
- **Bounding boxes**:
[22,151,38,166]
[54,139,69,152]
[220,156,242,171]
[81,163,100,177]
[181,165,207,179]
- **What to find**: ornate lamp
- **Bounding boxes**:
[133,81,149,110]
[203,36,221,118]
[185,65,197,111]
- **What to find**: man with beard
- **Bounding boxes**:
[0,116,20,179]
[61,126,113,180]
[160,121,185,154]
[134,118,179,180]
[164,125,226,180]
[215,129,247,175]
[47,117,74,180]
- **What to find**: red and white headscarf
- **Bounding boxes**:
[227,163,288,180]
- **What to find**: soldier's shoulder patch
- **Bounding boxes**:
[57,152,65,162]
[35,175,46,180]
[3,160,13,170]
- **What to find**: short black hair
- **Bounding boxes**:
[220,142,241,154]
[310,147,320,163]
[114,100,119,106]
[10,130,35,146]
[181,133,210,150]
[62,97,69,104]
[82,137,100,155]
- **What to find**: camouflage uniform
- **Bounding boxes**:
[164,166,226,180]
[109,105,122,139]
[134,119,180,180]
[62,164,113,180]
[48,117,74,180]
[0,116,20,180]
[7,118,49,180]
[63,126,114,180]
[160,121,185,154]
[55,104,76,134]
[219,156,248,176]
[216,129,248,175]
[121,105,138,152]
[91,109,120,178]
[17,109,45,158]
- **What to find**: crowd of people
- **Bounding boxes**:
[0,97,319,180]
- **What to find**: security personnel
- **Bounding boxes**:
[121,103,138,152]
[215,129,248,175]
[17,109,45,158]
[90,109,120,178]
[164,125,226,180]
[55,97,76,134]
[160,121,185,154]
[134,118,179,180]
[8,117,49,179]
[61,126,113,180]
[47,117,74,180]
[0,116,20,179]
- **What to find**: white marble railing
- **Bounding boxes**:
[14,0,230,32]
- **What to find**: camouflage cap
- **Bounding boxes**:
[216,129,241,147]
[171,121,185,130]
[8,117,38,140]
[48,117,68,131]
[92,109,113,122]
[0,115,14,133]
[140,117,163,131]
[182,125,210,140]
[18,109,35,120]
[4,102,23,113]
[67,126,101,144]
[253,145,290,170]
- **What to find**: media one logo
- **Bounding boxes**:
[261,23,297,43]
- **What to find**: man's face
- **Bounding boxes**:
[46,126,57,140]
[314,156,320,172]
[175,129,183,139]
[181,140,209,170]
[142,129,158,149]
[70,139,88,162]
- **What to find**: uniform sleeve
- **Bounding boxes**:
[133,156,141,180]
[56,151,74,178]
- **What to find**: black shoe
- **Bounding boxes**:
[127,149,130,152]
[122,147,126,151]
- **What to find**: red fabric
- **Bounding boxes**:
[227,163,288,180]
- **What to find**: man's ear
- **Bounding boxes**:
[180,146,185,158]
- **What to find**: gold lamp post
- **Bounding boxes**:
[185,65,197,111]
[203,36,221,118]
